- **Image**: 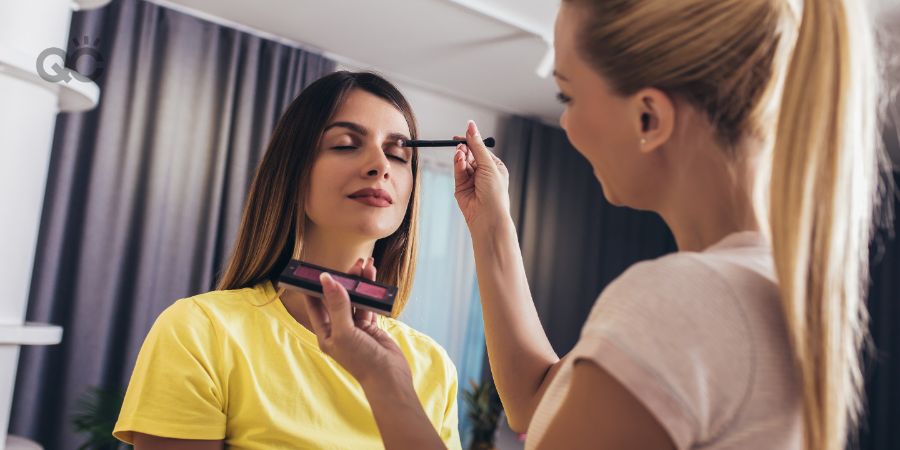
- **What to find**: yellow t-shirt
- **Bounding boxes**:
[113,280,461,449]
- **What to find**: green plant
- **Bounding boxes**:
[462,378,502,450]
[70,386,132,450]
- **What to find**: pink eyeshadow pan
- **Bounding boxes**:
[331,274,358,291]
[294,266,322,281]
[356,282,387,299]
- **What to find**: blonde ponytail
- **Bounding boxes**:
[769,1,883,449]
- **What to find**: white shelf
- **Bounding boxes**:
[0,44,100,112]
[5,435,41,450]
[0,324,62,346]
[72,0,112,11]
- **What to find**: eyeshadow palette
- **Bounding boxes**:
[278,259,396,315]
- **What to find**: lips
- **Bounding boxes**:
[348,188,393,207]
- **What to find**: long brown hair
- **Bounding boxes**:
[563,0,889,449]
[216,71,420,317]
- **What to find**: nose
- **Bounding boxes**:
[361,144,391,180]
[559,109,569,132]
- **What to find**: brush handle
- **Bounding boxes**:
[401,137,495,148]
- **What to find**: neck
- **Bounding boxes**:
[657,137,764,252]
[279,222,377,331]
[297,224,377,272]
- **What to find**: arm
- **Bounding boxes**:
[470,217,565,431]
[133,433,223,450]
[304,259,446,450]
[454,121,564,431]
[533,360,675,450]
[361,372,447,450]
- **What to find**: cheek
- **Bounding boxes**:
[394,170,414,213]
[564,104,611,167]
[305,159,343,217]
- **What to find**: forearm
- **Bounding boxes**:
[471,217,559,430]
[362,373,446,450]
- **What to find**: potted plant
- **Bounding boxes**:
[71,386,131,450]
[462,377,502,450]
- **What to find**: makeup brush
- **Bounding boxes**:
[399,137,495,148]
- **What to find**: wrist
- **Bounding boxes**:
[359,363,412,392]
[470,214,516,239]
[361,369,419,407]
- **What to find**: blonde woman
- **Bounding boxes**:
[305,1,889,449]
[113,71,461,449]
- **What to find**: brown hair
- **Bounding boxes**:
[562,0,889,449]
[216,71,420,317]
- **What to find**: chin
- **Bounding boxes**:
[352,221,402,241]
[597,181,625,207]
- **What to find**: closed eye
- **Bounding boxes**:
[386,154,408,164]
[332,145,408,164]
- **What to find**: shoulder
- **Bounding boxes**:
[574,252,762,444]
[599,249,770,313]
[597,252,736,317]
[381,317,457,374]
[151,283,271,336]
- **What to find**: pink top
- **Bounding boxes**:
[525,231,802,449]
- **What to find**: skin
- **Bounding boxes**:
[308,2,763,450]
[133,89,414,448]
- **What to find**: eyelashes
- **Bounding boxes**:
[331,146,409,164]
[556,92,572,104]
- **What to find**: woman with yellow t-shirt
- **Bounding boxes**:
[113,71,462,450]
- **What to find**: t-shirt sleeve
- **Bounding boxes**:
[568,254,754,450]
[113,298,227,444]
[440,359,462,450]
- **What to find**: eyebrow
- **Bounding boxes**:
[324,121,411,143]
[552,70,568,81]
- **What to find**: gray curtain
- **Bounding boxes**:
[498,116,677,356]
[10,1,335,447]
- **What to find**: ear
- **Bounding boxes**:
[632,88,675,154]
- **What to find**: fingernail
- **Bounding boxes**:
[357,257,365,266]
[467,120,475,135]
[319,273,333,290]
[368,256,375,265]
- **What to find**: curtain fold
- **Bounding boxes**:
[11,1,334,447]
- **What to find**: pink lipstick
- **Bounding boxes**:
[348,187,393,207]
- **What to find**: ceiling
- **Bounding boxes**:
[149,0,564,123]
[148,0,898,164]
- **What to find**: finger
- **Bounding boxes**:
[454,146,472,186]
[354,308,376,328]
[303,294,332,339]
[465,147,476,166]
[319,273,356,334]
[347,257,365,276]
[465,120,498,170]
[361,259,378,326]
[363,257,377,281]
